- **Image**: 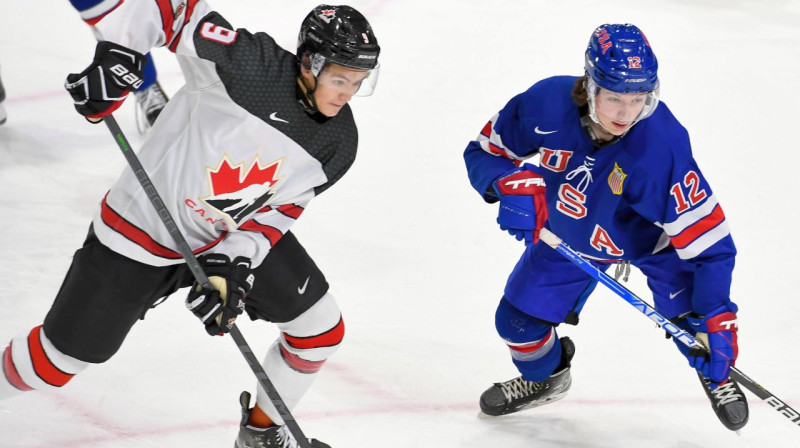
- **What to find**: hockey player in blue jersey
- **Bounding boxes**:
[464,24,748,431]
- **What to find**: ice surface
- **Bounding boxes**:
[1,0,798,446]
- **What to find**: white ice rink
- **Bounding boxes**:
[1,0,799,446]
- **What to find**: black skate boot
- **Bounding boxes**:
[234,391,331,448]
[480,336,575,416]
[698,373,749,431]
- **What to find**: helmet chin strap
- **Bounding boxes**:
[297,60,321,114]
[581,112,623,148]
[303,76,319,112]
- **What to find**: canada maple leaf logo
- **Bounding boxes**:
[201,155,283,226]
[319,9,336,23]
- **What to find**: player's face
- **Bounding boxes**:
[593,88,648,136]
[313,64,370,117]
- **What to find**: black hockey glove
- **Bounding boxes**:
[64,41,146,122]
[185,254,254,336]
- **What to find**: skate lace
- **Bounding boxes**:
[134,84,168,133]
[137,85,168,114]
[711,382,743,406]
[500,377,542,401]
[275,425,300,448]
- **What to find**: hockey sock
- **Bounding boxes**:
[495,298,562,382]
[247,404,274,428]
[1,326,88,400]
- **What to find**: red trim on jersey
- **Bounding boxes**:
[168,0,200,52]
[508,328,553,354]
[239,220,283,247]
[27,326,73,388]
[276,204,304,220]
[670,205,726,249]
[279,345,326,374]
[3,343,34,391]
[488,142,513,160]
[283,317,345,350]
[256,206,273,214]
[100,196,226,259]
[84,0,124,26]
[480,121,492,137]
[154,0,177,44]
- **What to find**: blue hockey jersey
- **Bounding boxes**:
[464,76,736,315]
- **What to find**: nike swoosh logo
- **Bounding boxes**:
[269,112,289,123]
[298,276,310,295]
[669,289,686,299]
[534,126,557,135]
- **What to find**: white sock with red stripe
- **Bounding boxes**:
[254,292,344,424]
[1,326,88,400]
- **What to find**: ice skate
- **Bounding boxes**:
[480,336,575,416]
[134,82,168,133]
[234,391,331,448]
[698,373,748,431]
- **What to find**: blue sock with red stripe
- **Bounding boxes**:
[495,297,563,382]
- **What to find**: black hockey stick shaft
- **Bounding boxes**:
[539,228,800,429]
[103,115,312,447]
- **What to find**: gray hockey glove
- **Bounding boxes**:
[185,255,254,336]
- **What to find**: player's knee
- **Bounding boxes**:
[495,297,553,342]
[2,326,89,395]
[277,292,344,373]
[495,297,562,381]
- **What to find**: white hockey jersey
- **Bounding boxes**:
[88,0,359,267]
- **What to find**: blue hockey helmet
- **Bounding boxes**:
[584,24,658,93]
[584,24,660,126]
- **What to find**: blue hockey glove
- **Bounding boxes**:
[185,254,254,336]
[491,166,548,245]
[674,303,739,388]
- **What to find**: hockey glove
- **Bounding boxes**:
[492,166,548,245]
[185,254,254,336]
[674,303,739,388]
[64,41,146,122]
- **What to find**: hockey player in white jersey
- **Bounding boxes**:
[0,2,380,447]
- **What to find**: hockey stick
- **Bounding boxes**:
[102,115,313,447]
[538,227,800,429]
